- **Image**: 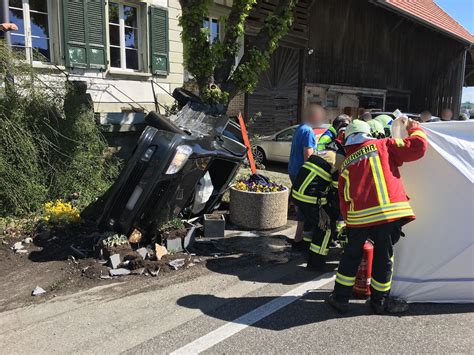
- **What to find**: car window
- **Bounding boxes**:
[276,128,295,142]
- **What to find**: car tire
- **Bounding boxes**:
[253,147,266,165]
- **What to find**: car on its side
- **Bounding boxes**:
[252,124,329,164]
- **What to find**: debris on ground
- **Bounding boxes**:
[155,244,168,260]
[136,247,148,260]
[109,268,131,277]
[11,241,24,252]
[168,258,186,270]
[32,286,46,296]
[109,254,121,269]
[23,237,33,244]
[128,229,142,244]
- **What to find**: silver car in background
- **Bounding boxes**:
[252,124,329,164]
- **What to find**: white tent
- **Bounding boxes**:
[391,121,474,303]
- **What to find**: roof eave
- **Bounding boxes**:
[373,0,473,45]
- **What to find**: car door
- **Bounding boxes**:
[271,127,296,162]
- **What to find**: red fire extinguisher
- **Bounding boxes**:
[353,241,374,298]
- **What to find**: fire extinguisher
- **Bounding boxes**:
[353,240,374,298]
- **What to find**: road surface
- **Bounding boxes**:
[0,237,473,354]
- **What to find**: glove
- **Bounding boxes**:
[318,206,331,230]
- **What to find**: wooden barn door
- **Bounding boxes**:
[247,46,300,135]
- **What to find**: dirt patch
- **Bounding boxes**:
[0,219,296,312]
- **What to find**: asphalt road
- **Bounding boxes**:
[0,234,473,354]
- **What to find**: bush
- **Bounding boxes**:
[0,41,120,216]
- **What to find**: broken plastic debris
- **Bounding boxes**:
[136,247,148,260]
[168,258,185,270]
[109,268,131,277]
[109,254,121,269]
[11,242,24,251]
[128,229,143,244]
[23,237,33,244]
[32,286,46,296]
[155,243,168,260]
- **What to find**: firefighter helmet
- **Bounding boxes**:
[345,120,371,138]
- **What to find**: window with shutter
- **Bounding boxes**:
[62,0,106,69]
[149,6,168,76]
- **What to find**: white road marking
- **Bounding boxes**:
[171,272,336,355]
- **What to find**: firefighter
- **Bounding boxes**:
[317,114,351,151]
[326,119,428,314]
[291,141,345,271]
[367,119,386,139]
[374,114,393,137]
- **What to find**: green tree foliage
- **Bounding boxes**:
[0,41,120,216]
[179,0,298,105]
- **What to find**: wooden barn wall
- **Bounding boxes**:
[305,0,466,116]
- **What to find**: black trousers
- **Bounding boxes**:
[298,202,332,266]
[334,221,402,302]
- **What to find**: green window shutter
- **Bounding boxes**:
[149,6,169,75]
[63,0,106,69]
[86,0,107,68]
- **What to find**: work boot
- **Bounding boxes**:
[290,240,307,252]
[386,297,409,314]
[326,293,349,314]
[306,254,328,272]
[369,299,386,315]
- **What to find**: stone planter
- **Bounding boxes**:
[229,186,289,230]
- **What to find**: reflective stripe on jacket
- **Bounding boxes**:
[338,127,428,228]
[291,154,338,205]
[317,126,337,151]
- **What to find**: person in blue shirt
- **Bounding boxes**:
[288,104,326,249]
[288,104,326,182]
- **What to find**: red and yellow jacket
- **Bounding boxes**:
[338,128,428,228]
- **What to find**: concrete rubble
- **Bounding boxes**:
[32,286,46,296]
[155,244,168,260]
[136,247,148,260]
[109,254,121,269]
[109,268,131,277]
[11,241,24,252]
[168,259,186,270]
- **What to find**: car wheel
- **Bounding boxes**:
[252,147,266,165]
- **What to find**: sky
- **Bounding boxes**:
[435,0,474,102]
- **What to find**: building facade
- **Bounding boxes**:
[1,0,184,132]
[242,0,473,134]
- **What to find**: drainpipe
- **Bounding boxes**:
[1,0,11,46]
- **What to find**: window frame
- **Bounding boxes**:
[108,1,142,72]
[8,0,53,64]
[203,16,221,43]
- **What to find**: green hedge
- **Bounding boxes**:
[0,41,119,216]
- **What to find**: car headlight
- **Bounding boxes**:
[165,145,193,175]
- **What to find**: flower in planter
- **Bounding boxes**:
[234,175,286,193]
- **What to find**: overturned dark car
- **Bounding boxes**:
[82,90,247,239]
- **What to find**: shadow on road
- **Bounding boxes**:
[176,290,474,331]
[198,234,341,285]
